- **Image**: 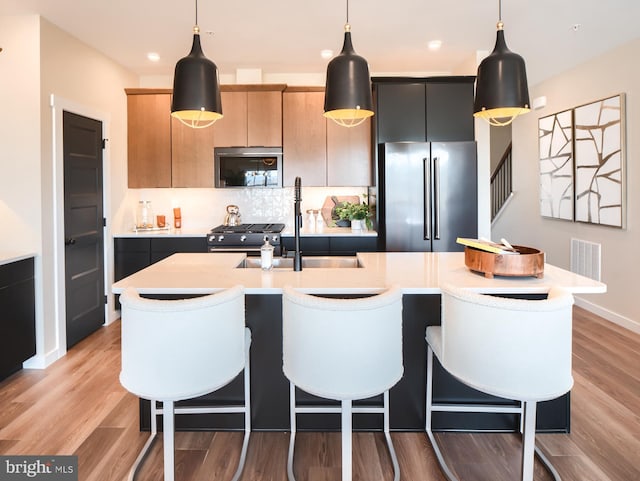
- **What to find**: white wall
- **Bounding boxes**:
[0,15,138,367]
[0,15,45,365]
[492,37,640,333]
[0,16,41,252]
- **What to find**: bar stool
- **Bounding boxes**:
[119,286,251,481]
[426,284,574,481]
[282,285,404,481]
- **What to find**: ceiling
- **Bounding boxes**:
[2,0,639,86]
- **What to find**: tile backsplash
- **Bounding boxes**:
[114,186,368,233]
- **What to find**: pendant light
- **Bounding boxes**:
[474,0,530,126]
[323,0,374,128]
[171,0,223,129]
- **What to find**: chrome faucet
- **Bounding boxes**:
[294,177,302,271]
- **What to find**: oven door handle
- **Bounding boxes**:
[208,246,263,253]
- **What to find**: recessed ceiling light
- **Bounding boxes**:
[428,40,442,51]
[572,24,582,32]
[321,49,334,59]
[147,52,160,62]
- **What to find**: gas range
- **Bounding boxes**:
[207,223,285,255]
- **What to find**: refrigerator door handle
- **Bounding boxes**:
[424,157,431,240]
[433,156,440,239]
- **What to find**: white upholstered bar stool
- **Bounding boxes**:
[282,285,404,481]
[426,284,574,481]
[119,286,251,481]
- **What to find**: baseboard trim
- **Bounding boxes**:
[575,296,640,335]
[105,309,120,325]
[22,348,62,370]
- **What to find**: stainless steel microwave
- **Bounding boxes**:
[214,147,283,188]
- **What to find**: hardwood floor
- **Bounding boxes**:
[0,306,638,481]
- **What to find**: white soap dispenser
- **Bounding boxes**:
[260,237,274,270]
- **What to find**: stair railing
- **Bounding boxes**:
[491,143,512,221]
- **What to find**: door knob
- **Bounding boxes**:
[65,238,76,246]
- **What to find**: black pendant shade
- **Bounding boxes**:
[474,24,530,126]
[324,27,374,128]
[171,30,223,129]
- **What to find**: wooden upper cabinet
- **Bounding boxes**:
[248,91,282,146]
[126,90,172,188]
[171,118,215,187]
[214,87,284,147]
[214,91,248,147]
[327,118,372,186]
[126,85,370,188]
[283,89,327,187]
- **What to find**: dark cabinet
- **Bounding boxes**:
[115,237,208,282]
[282,237,329,256]
[425,82,475,141]
[150,237,207,263]
[376,83,426,143]
[0,257,35,380]
[282,236,377,256]
[374,77,475,143]
[329,237,377,255]
[114,237,207,307]
[114,238,151,282]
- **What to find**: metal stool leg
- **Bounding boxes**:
[287,382,298,481]
[383,390,401,481]
[427,346,564,481]
[342,399,352,481]
[163,400,175,481]
[127,330,253,481]
[426,346,459,481]
[127,400,159,481]
[231,330,252,481]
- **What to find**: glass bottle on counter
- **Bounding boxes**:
[260,238,274,270]
[314,209,324,231]
[306,209,316,232]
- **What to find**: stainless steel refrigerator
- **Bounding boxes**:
[378,142,477,252]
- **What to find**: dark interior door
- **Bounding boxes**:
[63,111,105,348]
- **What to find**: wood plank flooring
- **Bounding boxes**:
[0,306,638,481]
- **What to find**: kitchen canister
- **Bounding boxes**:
[136,201,154,229]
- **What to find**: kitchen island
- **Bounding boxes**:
[112,252,605,433]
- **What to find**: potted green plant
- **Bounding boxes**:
[334,199,373,230]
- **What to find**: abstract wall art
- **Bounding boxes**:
[538,94,626,228]
[538,109,574,220]
[573,94,625,227]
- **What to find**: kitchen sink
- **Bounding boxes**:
[237,256,362,269]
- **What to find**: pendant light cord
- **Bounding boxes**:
[195,0,199,26]
[498,0,502,22]
[346,0,349,24]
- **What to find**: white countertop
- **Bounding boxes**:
[113,227,377,238]
[113,228,206,238]
[0,251,36,266]
[111,252,607,296]
[281,226,377,237]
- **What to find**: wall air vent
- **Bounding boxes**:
[570,238,601,281]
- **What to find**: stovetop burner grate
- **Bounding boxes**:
[210,223,285,234]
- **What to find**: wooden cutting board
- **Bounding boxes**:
[320,196,361,227]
